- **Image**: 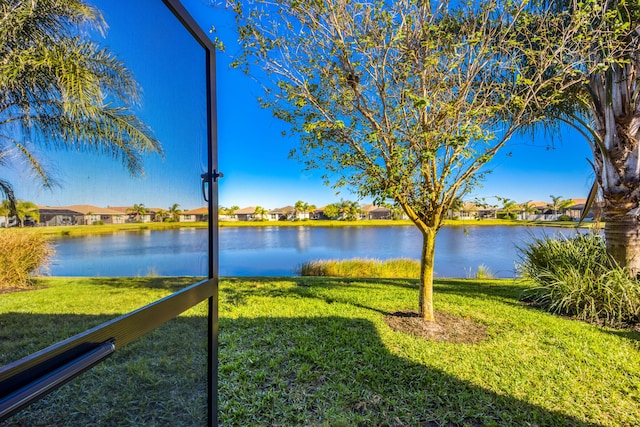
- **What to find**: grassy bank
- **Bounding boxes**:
[221,218,590,228]
[4,217,592,239]
[1,277,637,426]
[4,221,208,238]
[300,258,422,278]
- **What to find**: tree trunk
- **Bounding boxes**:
[604,214,640,276]
[419,227,437,321]
[589,65,640,277]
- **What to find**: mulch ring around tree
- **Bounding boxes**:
[384,310,488,344]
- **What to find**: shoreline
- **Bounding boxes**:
[1,218,596,238]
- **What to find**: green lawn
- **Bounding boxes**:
[1,277,638,426]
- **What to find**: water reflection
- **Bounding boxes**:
[48,225,580,278]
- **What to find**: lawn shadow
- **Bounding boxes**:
[0,313,208,426]
[433,278,526,301]
[603,326,640,343]
[33,276,206,293]
[222,276,528,315]
[218,315,603,426]
[0,310,613,426]
[222,277,405,315]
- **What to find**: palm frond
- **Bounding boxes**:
[0,178,16,213]
[0,0,162,191]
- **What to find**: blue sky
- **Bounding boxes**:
[7,0,594,210]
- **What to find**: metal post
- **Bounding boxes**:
[161,2,219,425]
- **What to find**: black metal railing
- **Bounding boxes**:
[0,278,216,423]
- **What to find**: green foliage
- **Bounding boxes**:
[322,203,341,219]
[0,230,52,289]
[252,205,267,221]
[547,195,573,215]
[228,0,577,319]
[168,203,182,222]
[518,233,640,326]
[496,212,517,220]
[5,200,40,227]
[299,258,420,278]
[127,204,147,221]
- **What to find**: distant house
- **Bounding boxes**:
[563,198,587,220]
[268,206,295,221]
[360,204,393,220]
[38,205,126,226]
[311,206,329,220]
[181,207,209,222]
[108,206,154,223]
[234,206,257,221]
[448,202,478,219]
[449,202,497,220]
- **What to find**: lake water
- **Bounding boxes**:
[46,225,581,278]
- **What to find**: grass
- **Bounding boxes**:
[0,230,52,289]
[5,217,592,239]
[0,277,638,426]
[3,221,208,238]
[299,258,421,278]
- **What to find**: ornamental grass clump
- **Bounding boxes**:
[0,230,52,290]
[299,258,420,278]
[518,233,640,327]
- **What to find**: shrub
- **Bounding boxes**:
[518,233,640,327]
[557,215,572,222]
[497,212,517,220]
[299,258,420,278]
[0,230,53,290]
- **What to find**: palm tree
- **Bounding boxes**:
[154,208,167,222]
[0,199,11,227]
[495,197,517,220]
[339,200,361,221]
[14,201,40,227]
[127,203,147,222]
[295,200,314,220]
[294,200,306,219]
[520,2,640,272]
[253,206,267,221]
[306,204,317,220]
[0,0,162,206]
[547,195,573,220]
[520,201,538,221]
[168,203,182,222]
